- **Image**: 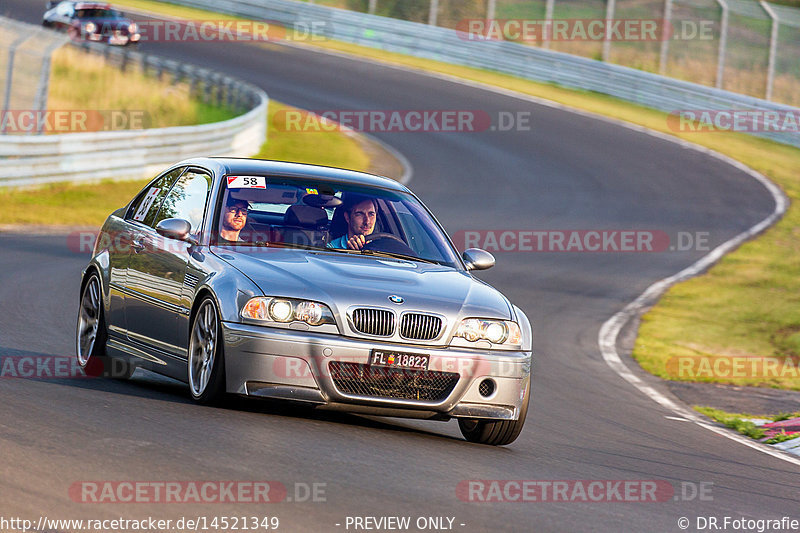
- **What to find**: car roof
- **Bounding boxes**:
[178,157,409,193]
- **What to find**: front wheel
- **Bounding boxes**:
[188,297,226,405]
[458,381,530,446]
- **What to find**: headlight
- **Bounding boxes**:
[128,22,138,33]
[84,22,97,33]
[295,301,327,326]
[242,297,335,327]
[454,318,522,347]
[269,299,293,322]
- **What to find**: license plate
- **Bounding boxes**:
[370,350,429,370]
[109,35,129,45]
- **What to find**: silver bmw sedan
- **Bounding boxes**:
[77,158,532,445]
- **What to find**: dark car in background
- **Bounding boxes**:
[43,1,140,45]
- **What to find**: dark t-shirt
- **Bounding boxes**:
[217,235,239,245]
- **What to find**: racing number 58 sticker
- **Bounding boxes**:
[227,176,266,189]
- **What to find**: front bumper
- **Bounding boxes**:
[222,322,532,421]
[85,31,140,45]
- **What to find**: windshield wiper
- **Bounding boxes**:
[259,241,327,251]
[358,249,440,265]
[216,241,326,251]
[274,244,441,265]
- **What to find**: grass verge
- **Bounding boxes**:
[0,100,368,226]
[694,407,767,439]
[255,101,369,170]
[695,407,800,444]
[49,45,235,128]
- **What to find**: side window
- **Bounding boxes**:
[153,170,212,235]
[126,168,184,227]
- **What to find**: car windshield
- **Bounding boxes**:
[76,8,122,18]
[214,175,462,268]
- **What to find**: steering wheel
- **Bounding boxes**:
[364,232,406,245]
[363,232,417,257]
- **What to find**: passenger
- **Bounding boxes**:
[218,197,249,244]
[327,196,377,250]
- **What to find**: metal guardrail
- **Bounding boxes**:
[0,17,70,133]
[0,17,268,188]
[166,0,800,149]
[316,0,800,106]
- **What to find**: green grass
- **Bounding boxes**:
[0,101,369,226]
[255,101,370,170]
[695,407,767,439]
[0,180,152,226]
[773,411,800,422]
[764,432,800,445]
[695,407,800,443]
[49,46,235,129]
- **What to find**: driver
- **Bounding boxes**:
[327,196,377,250]
[218,196,249,244]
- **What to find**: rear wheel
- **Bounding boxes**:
[188,297,226,405]
[458,381,530,446]
[76,272,133,379]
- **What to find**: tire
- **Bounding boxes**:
[458,381,531,446]
[188,297,226,405]
[76,272,134,380]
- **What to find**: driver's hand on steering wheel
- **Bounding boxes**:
[346,234,367,250]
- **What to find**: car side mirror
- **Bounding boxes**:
[462,248,495,271]
[156,218,197,245]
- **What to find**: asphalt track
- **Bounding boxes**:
[2,3,798,532]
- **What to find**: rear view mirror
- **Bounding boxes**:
[156,218,197,245]
[462,248,495,271]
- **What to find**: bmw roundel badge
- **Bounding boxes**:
[388,295,404,304]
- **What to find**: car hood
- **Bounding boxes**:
[214,247,513,320]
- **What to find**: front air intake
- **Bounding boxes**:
[400,313,442,340]
[351,308,395,337]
